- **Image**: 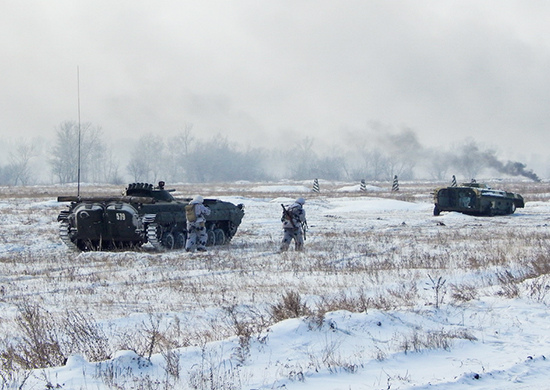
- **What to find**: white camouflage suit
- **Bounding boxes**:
[185,196,211,252]
[280,197,307,252]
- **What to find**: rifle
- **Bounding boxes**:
[302,220,308,241]
[281,204,297,228]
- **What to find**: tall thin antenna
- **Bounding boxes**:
[77,66,82,197]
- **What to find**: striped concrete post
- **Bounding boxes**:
[312,178,320,193]
[392,175,399,192]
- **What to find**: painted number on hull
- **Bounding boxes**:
[116,213,126,221]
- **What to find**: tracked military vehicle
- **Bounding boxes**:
[433,182,524,216]
[57,183,244,251]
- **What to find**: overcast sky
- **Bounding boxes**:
[2,1,549,168]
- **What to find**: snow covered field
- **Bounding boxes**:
[1,180,550,389]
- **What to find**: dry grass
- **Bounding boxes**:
[1,179,550,384]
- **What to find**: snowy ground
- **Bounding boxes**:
[1,180,550,389]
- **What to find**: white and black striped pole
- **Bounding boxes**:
[451,175,457,187]
[392,175,399,192]
[313,178,320,193]
[360,179,366,192]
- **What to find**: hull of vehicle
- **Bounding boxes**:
[433,183,524,216]
[57,183,244,251]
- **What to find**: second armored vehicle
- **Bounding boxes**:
[433,182,524,216]
[57,182,245,251]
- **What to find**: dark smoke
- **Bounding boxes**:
[466,142,541,182]
[384,130,543,182]
[339,124,542,182]
[500,161,541,182]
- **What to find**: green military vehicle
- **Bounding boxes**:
[433,182,524,216]
[57,182,245,251]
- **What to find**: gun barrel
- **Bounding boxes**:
[57,196,155,204]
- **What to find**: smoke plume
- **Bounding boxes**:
[497,161,540,182]
[471,144,541,182]
[337,124,542,182]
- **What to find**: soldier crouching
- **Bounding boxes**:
[280,197,307,252]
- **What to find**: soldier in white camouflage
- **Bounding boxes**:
[280,197,307,252]
[185,195,211,252]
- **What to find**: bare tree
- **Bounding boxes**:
[426,150,452,181]
[387,155,415,180]
[126,134,165,183]
[7,141,38,185]
[358,149,391,181]
[453,139,482,181]
[166,123,194,182]
[285,137,316,180]
[185,135,267,182]
[50,121,106,184]
[312,155,347,180]
[0,165,16,185]
[98,148,123,184]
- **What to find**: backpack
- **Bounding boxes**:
[185,204,197,222]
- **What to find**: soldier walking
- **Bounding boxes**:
[280,197,307,252]
[185,195,211,252]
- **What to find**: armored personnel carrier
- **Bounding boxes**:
[433,182,524,216]
[57,182,244,251]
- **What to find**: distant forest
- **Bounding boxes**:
[0,121,543,186]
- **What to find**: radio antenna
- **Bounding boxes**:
[77,66,82,197]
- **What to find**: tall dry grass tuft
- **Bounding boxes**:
[496,270,522,298]
[270,290,312,322]
[63,310,110,362]
[316,290,370,315]
[4,302,65,369]
[399,328,477,354]
[2,304,110,372]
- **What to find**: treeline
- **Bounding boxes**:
[0,121,540,185]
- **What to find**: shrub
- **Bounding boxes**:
[270,291,311,322]
[6,302,65,369]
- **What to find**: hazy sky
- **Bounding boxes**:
[2,1,550,166]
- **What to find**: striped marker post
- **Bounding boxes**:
[392,175,399,192]
[313,178,320,193]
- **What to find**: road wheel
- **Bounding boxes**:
[207,230,216,246]
[174,232,186,249]
[162,232,175,250]
[214,228,226,245]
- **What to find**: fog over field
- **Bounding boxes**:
[3,1,550,183]
[0,125,546,188]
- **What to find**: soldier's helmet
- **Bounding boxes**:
[295,197,305,205]
[191,195,204,204]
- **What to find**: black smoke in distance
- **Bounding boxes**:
[497,161,540,182]
[460,141,541,182]
[339,124,541,182]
